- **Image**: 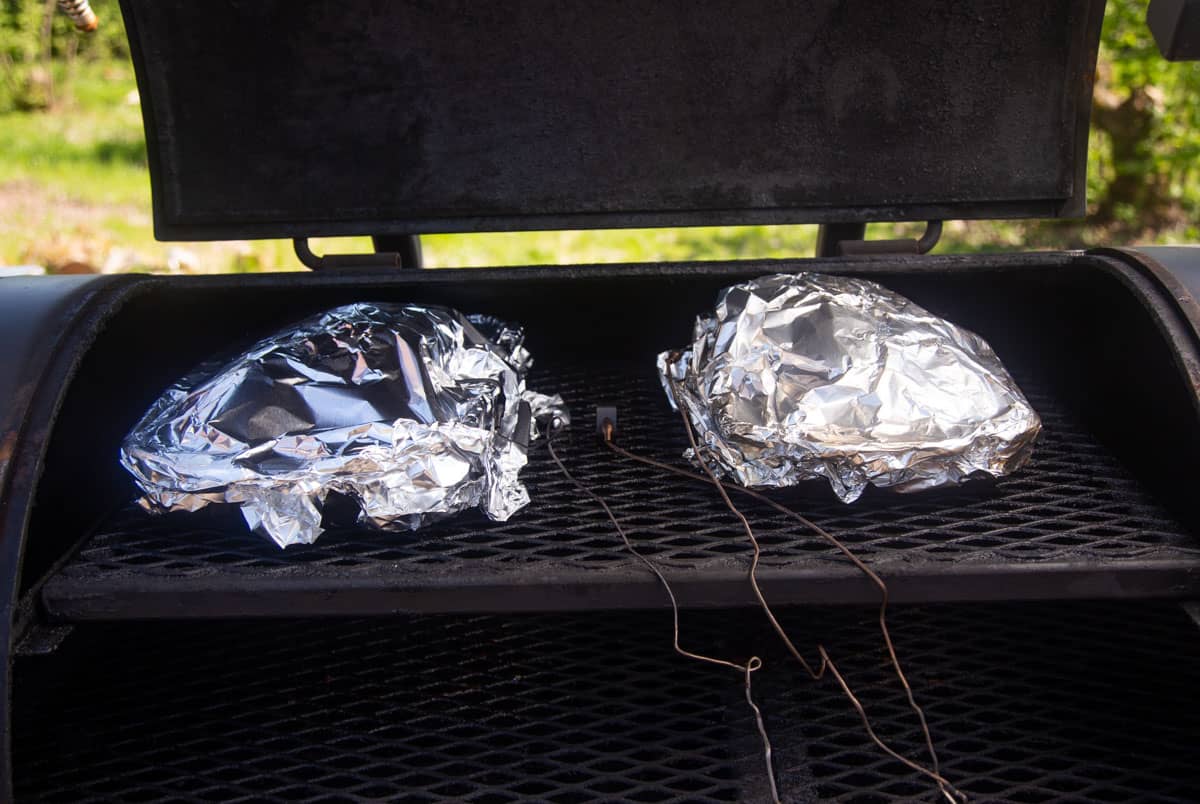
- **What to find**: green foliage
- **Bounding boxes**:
[1090,0,1200,227]
[0,0,127,112]
[0,0,47,110]
[1105,0,1199,113]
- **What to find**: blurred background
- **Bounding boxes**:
[1,0,1198,273]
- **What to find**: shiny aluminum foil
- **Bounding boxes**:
[121,303,568,548]
[658,273,1041,502]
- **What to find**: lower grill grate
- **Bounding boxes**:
[38,361,1200,619]
[15,602,1200,802]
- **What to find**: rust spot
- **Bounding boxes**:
[0,431,15,465]
[0,429,17,480]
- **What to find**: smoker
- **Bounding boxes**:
[7,0,1200,800]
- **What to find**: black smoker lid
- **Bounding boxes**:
[120,0,1104,241]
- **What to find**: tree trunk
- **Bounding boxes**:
[1091,85,1171,227]
[39,0,57,108]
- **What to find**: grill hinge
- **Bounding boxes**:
[294,236,423,271]
[816,220,942,258]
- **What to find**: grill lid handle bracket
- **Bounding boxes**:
[816,220,943,257]
[294,236,423,271]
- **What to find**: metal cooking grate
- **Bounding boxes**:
[39,363,1200,618]
[14,602,1200,802]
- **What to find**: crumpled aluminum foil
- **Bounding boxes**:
[121,303,568,548]
[658,273,1041,502]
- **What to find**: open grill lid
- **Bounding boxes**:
[120,0,1104,241]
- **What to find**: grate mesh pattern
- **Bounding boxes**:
[42,363,1198,610]
[15,603,1200,802]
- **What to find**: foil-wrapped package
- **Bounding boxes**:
[121,303,568,548]
[658,273,1041,502]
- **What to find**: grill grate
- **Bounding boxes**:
[15,602,1200,802]
[39,362,1200,618]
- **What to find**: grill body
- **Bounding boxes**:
[6,249,1200,800]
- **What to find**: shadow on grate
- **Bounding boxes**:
[14,602,1200,802]
[39,362,1200,618]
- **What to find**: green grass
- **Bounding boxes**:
[0,64,147,204]
[422,226,820,267]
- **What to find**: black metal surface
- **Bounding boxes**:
[836,221,945,257]
[815,224,867,259]
[39,360,1200,621]
[15,602,1200,802]
[293,238,419,271]
[1148,0,1200,60]
[119,0,1104,240]
[0,273,138,804]
[372,235,424,270]
[1118,245,1200,327]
